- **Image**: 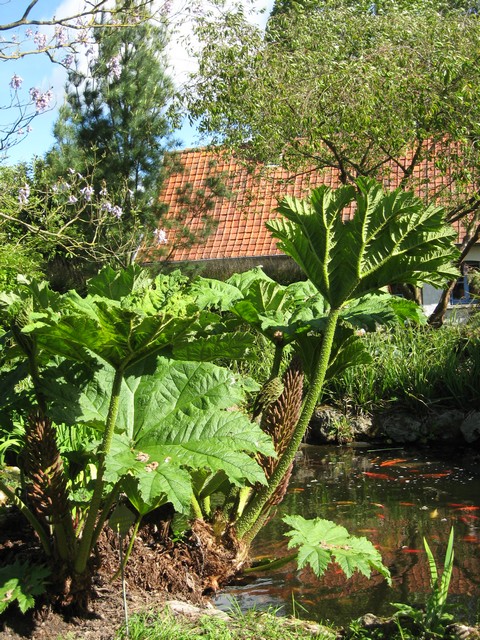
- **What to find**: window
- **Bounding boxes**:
[450,261,480,305]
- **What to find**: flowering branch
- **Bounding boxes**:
[0,0,171,160]
[0,163,166,269]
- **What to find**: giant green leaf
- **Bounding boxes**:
[22,267,201,370]
[189,277,243,311]
[226,267,275,294]
[44,356,274,488]
[173,332,257,362]
[268,178,460,309]
[283,515,391,584]
[105,433,192,514]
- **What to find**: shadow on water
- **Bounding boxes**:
[214,443,480,626]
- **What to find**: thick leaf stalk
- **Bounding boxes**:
[74,367,124,575]
[11,309,47,415]
[23,413,75,563]
[236,309,340,541]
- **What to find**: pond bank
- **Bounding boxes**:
[309,404,480,446]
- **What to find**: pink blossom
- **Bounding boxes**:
[19,184,30,205]
[111,205,123,218]
[154,228,168,245]
[81,186,94,201]
[62,54,74,67]
[108,55,122,80]
[55,26,67,47]
[68,195,78,204]
[10,74,23,90]
[29,87,53,112]
[34,31,48,50]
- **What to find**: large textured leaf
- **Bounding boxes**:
[105,434,192,514]
[189,277,243,311]
[267,178,459,309]
[230,277,326,344]
[123,466,192,515]
[41,357,119,430]
[283,515,391,584]
[137,407,274,486]
[226,266,275,294]
[21,267,202,370]
[86,264,154,300]
[30,293,198,370]
[44,356,274,487]
[173,332,257,361]
[342,293,427,329]
[295,324,372,382]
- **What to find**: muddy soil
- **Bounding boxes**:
[0,511,246,640]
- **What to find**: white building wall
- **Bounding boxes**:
[422,246,480,320]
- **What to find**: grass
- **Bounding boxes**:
[115,605,336,640]
[323,322,480,413]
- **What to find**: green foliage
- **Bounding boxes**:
[116,606,332,640]
[0,264,268,594]
[189,0,480,324]
[324,323,480,412]
[283,515,392,584]
[0,164,46,285]
[268,179,459,309]
[392,528,455,635]
[189,1,480,201]
[49,0,175,225]
[235,178,458,541]
[0,560,50,614]
[0,178,461,607]
[0,407,25,466]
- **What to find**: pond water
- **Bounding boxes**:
[214,443,480,626]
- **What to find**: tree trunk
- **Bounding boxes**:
[427,225,480,327]
[427,279,456,328]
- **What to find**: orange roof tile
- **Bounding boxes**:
[142,145,467,264]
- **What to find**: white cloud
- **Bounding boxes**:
[166,0,274,88]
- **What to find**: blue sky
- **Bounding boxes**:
[1,0,273,165]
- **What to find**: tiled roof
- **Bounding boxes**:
[142,145,466,264]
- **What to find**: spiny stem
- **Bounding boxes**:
[235,309,340,541]
[74,367,124,574]
[191,494,203,520]
[92,480,122,550]
[271,343,284,379]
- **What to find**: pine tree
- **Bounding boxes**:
[49,0,175,229]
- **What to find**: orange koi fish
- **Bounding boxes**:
[419,472,452,479]
[455,505,480,512]
[380,459,408,467]
[463,535,480,543]
[401,548,423,553]
[399,502,416,506]
[363,472,394,480]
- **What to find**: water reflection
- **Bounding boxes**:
[215,444,480,626]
